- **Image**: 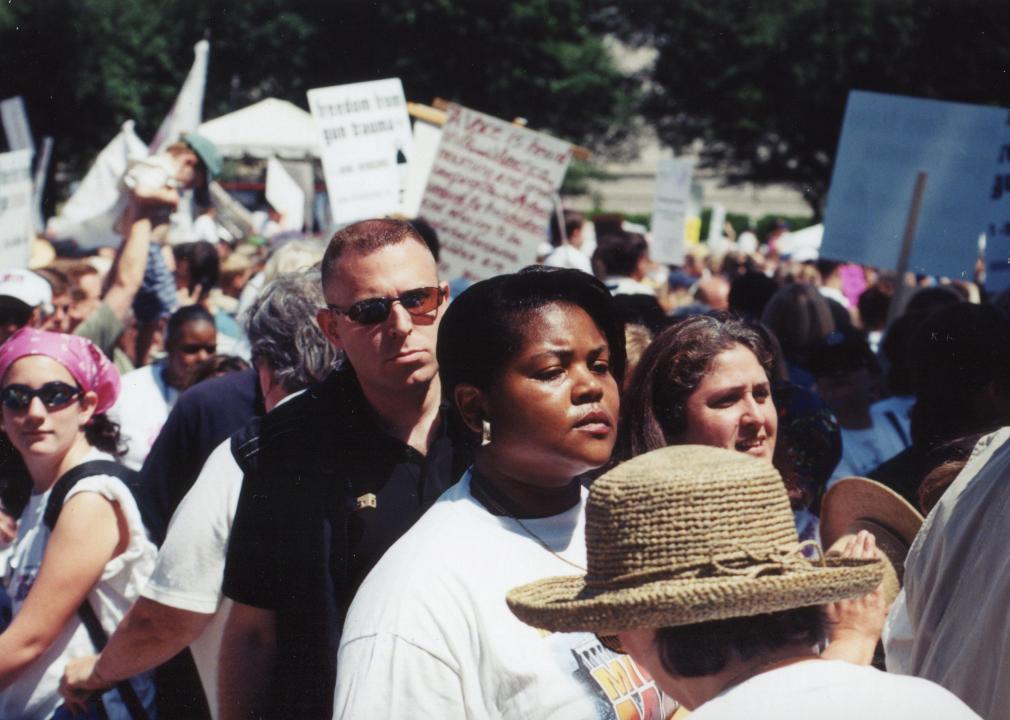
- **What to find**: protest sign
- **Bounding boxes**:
[822,90,1003,280]
[149,40,209,153]
[402,119,442,218]
[266,157,305,232]
[0,150,34,269]
[418,104,571,282]
[1,97,33,154]
[650,158,694,264]
[307,78,413,224]
[707,203,727,253]
[983,125,1010,292]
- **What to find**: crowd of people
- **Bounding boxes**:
[0,135,1007,719]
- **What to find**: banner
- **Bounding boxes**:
[266,157,305,232]
[307,78,413,224]
[149,40,210,153]
[1,97,33,154]
[47,120,148,248]
[419,104,571,282]
[650,158,694,264]
[822,90,1002,280]
[0,150,34,269]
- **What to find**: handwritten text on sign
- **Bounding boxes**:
[420,105,571,282]
[0,150,33,270]
[308,78,413,224]
[984,128,1010,292]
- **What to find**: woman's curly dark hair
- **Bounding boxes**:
[84,413,125,457]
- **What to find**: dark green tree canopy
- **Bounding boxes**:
[608,0,1010,216]
[0,0,638,199]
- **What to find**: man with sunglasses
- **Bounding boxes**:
[216,219,470,720]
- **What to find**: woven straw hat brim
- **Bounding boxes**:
[820,476,923,551]
[507,556,884,634]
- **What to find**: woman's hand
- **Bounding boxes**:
[822,530,889,665]
[59,654,107,714]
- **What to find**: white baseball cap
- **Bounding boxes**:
[0,268,53,309]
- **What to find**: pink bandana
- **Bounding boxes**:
[0,328,121,414]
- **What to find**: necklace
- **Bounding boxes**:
[470,473,587,574]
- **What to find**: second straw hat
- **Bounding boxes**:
[508,445,883,634]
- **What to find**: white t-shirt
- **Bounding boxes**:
[108,361,179,470]
[544,244,593,274]
[690,659,978,718]
[141,438,244,720]
[0,449,158,720]
[334,471,673,720]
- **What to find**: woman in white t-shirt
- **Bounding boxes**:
[334,267,674,719]
[0,328,156,719]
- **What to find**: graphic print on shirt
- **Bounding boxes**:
[10,563,39,601]
[548,632,669,719]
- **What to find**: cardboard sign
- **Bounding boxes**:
[822,91,1003,279]
[650,158,694,264]
[0,150,34,269]
[307,78,413,224]
[419,104,571,282]
[402,119,442,218]
[266,157,305,232]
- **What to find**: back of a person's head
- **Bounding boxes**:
[857,285,890,331]
[174,240,220,295]
[244,268,339,393]
[592,231,647,278]
[904,285,962,316]
[729,272,779,322]
[549,209,584,248]
[760,283,835,365]
[263,239,325,284]
[910,303,1010,447]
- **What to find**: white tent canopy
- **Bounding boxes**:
[197,98,320,159]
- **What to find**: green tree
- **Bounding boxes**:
[609,0,1010,217]
[0,0,637,205]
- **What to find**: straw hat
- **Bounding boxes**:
[507,445,884,634]
[820,476,923,588]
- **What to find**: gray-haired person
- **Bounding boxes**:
[58,268,339,719]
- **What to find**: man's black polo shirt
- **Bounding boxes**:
[222,366,468,720]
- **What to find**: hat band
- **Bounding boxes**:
[584,541,824,590]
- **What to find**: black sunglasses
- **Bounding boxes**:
[327,286,446,325]
[0,382,82,411]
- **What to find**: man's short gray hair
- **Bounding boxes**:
[243,268,339,393]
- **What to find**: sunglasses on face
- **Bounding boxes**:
[177,344,217,355]
[327,286,446,325]
[0,382,82,411]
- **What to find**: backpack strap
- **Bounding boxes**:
[42,460,151,720]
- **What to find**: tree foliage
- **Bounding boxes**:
[0,0,638,199]
[608,0,1010,216]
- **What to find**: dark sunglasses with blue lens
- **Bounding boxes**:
[0,382,83,411]
[327,286,446,325]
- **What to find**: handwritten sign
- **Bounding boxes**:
[0,150,34,269]
[983,128,1010,292]
[419,104,571,282]
[307,78,413,224]
[822,91,1003,280]
[650,158,694,264]
[1,97,33,154]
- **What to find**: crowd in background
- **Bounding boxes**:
[0,142,1006,719]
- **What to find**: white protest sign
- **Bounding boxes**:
[707,202,727,253]
[0,150,34,269]
[402,119,442,218]
[266,157,305,232]
[1,97,33,154]
[149,40,209,153]
[822,91,1002,279]
[419,104,571,282]
[307,78,413,224]
[650,158,694,265]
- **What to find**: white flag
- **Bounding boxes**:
[46,121,148,248]
[149,40,210,153]
[266,157,305,232]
